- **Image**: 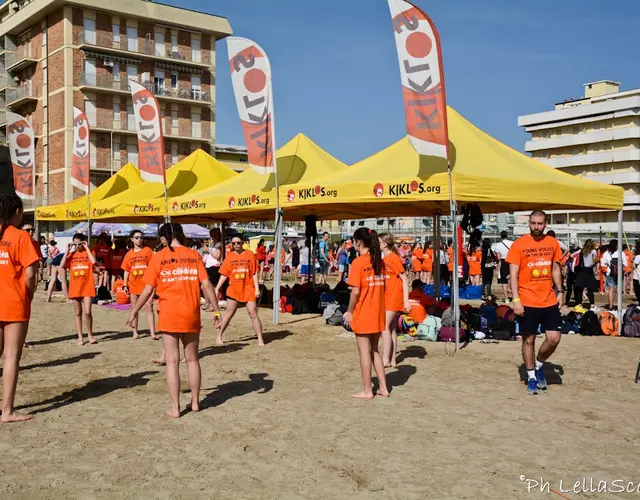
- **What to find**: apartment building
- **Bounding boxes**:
[517,80,640,242]
[214,143,249,172]
[0,0,231,209]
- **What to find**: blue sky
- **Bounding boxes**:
[166,0,640,165]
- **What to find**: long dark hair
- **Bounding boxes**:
[0,194,22,241]
[158,223,185,252]
[481,238,493,267]
[353,227,383,275]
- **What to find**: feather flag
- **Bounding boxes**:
[6,111,35,199]
[71,106,91,193]
[227,37,275,175]
[129,80,166,184]
[388,0,449,159]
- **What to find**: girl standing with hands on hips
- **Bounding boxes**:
[127,223,221,418]
[0,192,40,422]
[61,233,97,345]
[122,230,157,340]
[343,227,390,400]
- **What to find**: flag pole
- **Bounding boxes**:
[87,190,92,246]
[270,85,282,325]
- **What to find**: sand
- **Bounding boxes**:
[0,291,639,499]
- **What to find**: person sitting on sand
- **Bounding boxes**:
[342,227,389,400]
[215,234,264,347]
[61,233,97,346]
[127,223,221,418]
[0,192,40,422]
[407,279,436,324]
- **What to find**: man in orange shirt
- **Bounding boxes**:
[215,234,264,347]
[507,210,563,395]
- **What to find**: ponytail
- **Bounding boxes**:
[158,223,185,252]
[353,227,383,275]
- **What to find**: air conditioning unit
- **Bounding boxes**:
[141,72,150,82]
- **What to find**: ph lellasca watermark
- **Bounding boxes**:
[520,475,640,495]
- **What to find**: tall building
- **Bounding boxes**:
[0,0,231,211]
[517,80,640,243]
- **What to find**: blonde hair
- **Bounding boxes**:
[582,239,595,255]
[379,232,399,255]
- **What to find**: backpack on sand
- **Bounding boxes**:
[417,316,441,342]
[580,311,603,336]
[622,305,640,338]
[599,311,619,336]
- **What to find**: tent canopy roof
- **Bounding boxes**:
[92,149,238,221]
[171,133,347,222]
[278,107,624,220]
[36,163,143,221]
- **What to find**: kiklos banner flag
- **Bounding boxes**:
[227,37,275,175]
[388,0,449,159]
[129,79,166,184]
[6,111,35,200]
[71,106,91,193]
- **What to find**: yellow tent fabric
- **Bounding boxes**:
[93,149,238,221]
[170,133,347,222]
[36,163,143,221]
[278,107,624,220]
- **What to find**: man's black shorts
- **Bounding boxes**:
[519,305,562,335]
[497,261,510,284]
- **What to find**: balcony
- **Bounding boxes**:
[92,120,212,142]
[5,49,39,73]
[78,31,211,68]
[78,73,211,104]
[6,85,39,107]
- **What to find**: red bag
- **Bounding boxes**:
[438,326,467,342]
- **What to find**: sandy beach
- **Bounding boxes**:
[0,291,638,499]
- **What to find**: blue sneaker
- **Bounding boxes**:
[535,367,547,390]
[526,378,538,395]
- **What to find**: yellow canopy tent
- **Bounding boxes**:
[278,107,624,219]
[92,149,238,221]
[35,163,143,222]
[170,133,347,222]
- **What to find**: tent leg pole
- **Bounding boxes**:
[433,214,440,299]
[618,209,623,334]
[452,204,460,351]
[273,209,284,325]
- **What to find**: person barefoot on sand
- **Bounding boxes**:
[60,233,97,345]
[122,230,157,340]
[342,227,390,400]
[215,234,264,347]
[379,233,410,368]
[127,223,221,418]
[0,193,40,422]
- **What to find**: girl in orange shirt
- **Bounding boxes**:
[379,233,410,369]
[122,230,157,340]
[468,244,482,286]
[411,242,423,279]
[127,223,221,418]
[421,240,434,284]
[343,227,389,400]
[0,194,40,422]
[61,233,97,345]
[216,234,264,347]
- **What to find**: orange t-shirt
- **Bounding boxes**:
[408,289,436,324]
[144,246,208,333]
[412,248,423,272]
[347,254,385,334]
[121,247,154,295]
[506,234,562,308]
[624,249,633,273]
[468,250,482,276]
[65,250,96,299]
[384,252,405,312]
[92,243,112,269]
[421,248,434,272]
[112,279,130,305]
[0,226,40,322]
[447,247,454,272]
[219,250,258,303]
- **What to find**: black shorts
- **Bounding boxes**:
[497,261,510,284]
[206,266,220,286]
[519,305,562,335]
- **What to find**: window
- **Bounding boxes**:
[126,26,138,51]
[155,31,165,57]
[171,34,178,54]
[112,23,120,45]
[171,72,178,90]
[112,142,120,170]
[113,102,120,124]
[84,58,96,86]
[191,37,201,63]
[154,70,165,93]
[42,27,47,47]
[83,18,96,44]
[127,141,138,166]
[171,108,178,130]
[90,138,96,169]
[191,111,201,138]
[171,141,178,165]
[85,98,97,127]
[191,75,201,99]
[112,62,120,81]
[126,65,138,86]
[127,104,134,131]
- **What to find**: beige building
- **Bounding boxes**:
[0,0,231,211]
[517,80,640,242]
